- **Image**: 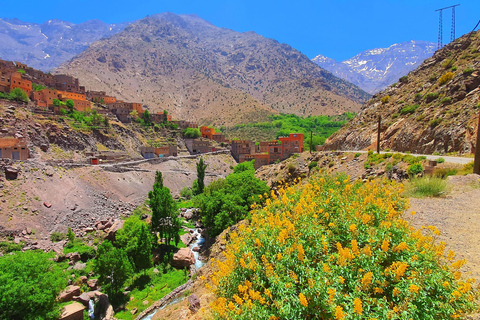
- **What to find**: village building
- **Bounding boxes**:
[150,113,173,123]
[279,133,305,160]
[171,120,198,129]
[200,126,226,143]
[155,145,177,157]
[53,75,85,94]
[185,139,213,155]
[245,153,270,170]
[139,147,156,159]
[231,140,256,163]
[0,138,29,160]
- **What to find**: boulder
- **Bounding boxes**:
[104,219,124,241]
[170,248,195,268]
[192,246,200,252]
[59,302,85,320]
[73,262,86,271]
[73,292,91,307]
[183,209,194,220]
[58,285,81,302]
[5,166,19,180]
[180,233,192,246]
[44,202,52,208]
[87,279,98,290]
[66,252,81,263]
[188,294,201,313]
[79,276,88,284]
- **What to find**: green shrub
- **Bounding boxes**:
[438,72,455,85]
[429,118,442,128]
[441,59,455,69]
[434,167,457,179]
[414,93,423,101]
[463,68,474,75]
[424,92,439,102]
[400,104,420,115]
[407,163,424,177]
[183,128,201,139]
[354,153,361,158]
[451,66,457,71]
[436,157,445,164]
[391,113,399,119]
[50,232,66,242]
[441,97,452,105]
[180,186,193,200]
[406,176,448,197]
[0,241,24,253]
[399,75,408,83]
[380,95,390,104]
[308,161,318,171]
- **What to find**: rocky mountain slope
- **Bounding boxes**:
[312,41,436,94]
[323,31,480,154]
[0,18,128,71]
[54,13,370,126]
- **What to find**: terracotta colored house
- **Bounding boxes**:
[155,145,177,157]
[245,153,269,170]
[200,126,226,143]
[9,72,32,95]
[0,138,29,160]
[86,91,116,104]
[231,140,255,163]
[278,133,304,160]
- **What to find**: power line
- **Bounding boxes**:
[435,4,460,49]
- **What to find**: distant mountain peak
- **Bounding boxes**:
[313,40,436,94]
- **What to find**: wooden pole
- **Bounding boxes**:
[474,112,480,174]
[377,115,381,154]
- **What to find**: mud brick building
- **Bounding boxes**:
[279,133,305,160]
[185,139,213,155]
[86,91,117,104]
[231,140,256,162]
[155,145,177,157]
[200,126,226,143]
[0,138,29,160]
[171,120,198,129]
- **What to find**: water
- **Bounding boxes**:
[139,227,205,320]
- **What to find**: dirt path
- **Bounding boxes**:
[405,174,480,281]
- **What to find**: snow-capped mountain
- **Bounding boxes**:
[312,41,436,94]
[0,18,130,71]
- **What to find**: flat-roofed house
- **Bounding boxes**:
[0,138,29,160]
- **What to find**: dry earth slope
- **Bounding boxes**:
[55,13,370,126]
[323,30,480,154]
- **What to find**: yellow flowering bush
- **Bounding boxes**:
[210,174,477,319]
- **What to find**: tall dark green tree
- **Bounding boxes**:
[148,171,181,246]
[196,158,208,195]
[163,109,168,123]
[143,109,152,126]
[65,99,75,113]
[94,241,132,303]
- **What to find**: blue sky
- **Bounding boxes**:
[2,0,479,61]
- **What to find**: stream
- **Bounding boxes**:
[139,227,205,320]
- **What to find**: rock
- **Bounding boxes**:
[130,307,138,315]
[40,144,49,152]
[54,254,66,262]
[73,262,86,271]
[79,276,88,284]
[26,228,32,234]
[192,246,200,252]
[170,248,195,269]
[14,237,21,244]
[142,300,149,306]
[44,202,52,208]
[84,227,95,233]
[194,221,203,228]
[180,233,192,246]
[73,292,91,307]
[153,268,159,274]
[87,279,98,290]
[5,166,19,180]
[183,209,194,220]
[105,219,124,241]
[58,285,81,302]
[59,302,85,320]
[66,252,81,263]
[188,294,201,313]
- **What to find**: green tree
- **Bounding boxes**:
[67,227,75,243]
[148,171,181,246]
[195,158,208,195]
[94,241,132,304]
[103,115,110,127]
[65,99,75,113]
[100,97,105,104]
[183,128,201,139]
[0,251,67,320]
[143,109,152,126]
[116,216,153,273]
[53,98,63,107]
[163,109,169,122]
[130,109,139,120]
[9,88,29,103]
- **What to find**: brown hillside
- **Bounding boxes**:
[54,13,369,126]
[324,30,480,154]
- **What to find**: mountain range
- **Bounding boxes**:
[312,41,436,94]
[54,13,370,126]
[0,18,129,71]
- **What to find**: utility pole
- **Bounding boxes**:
[377,115,381,154]
[436,4,460,49]
[474,112,480,174]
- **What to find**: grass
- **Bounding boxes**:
[403,176,449,198]
[115,266,188,320]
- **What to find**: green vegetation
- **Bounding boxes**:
[424,92,439,102]
[32,83,46,91]
[380,95,390,104]
[17,69,26,74]
[463,68,474,75]
[400,104,420,115]
[407,163,424,177]
[211,174,476,319]
[194,160,269,237]
[436,157,445,164]
[116,216,153,273]
[0,250,67,320]
[429,118,442,128]
[308,161,318,171]
[195,158,207,195]
[149,171,181,246]
[50,231,66,242]
[61,108,109,130]
[404,176,448,197]
[183,127,201,139]
[441,97,452,105]
[225,113,355,149]
[0,240,25,253]
[0,87,29,103]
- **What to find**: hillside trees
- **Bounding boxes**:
[0,251,67,320]
[195,160,269,236]
[194,158,208,195]
[116,216,153,273]
[183,127,201,139]
[149,171,181,246]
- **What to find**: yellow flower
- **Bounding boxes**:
[373,287,384,294]
[451,259,466,270]
[299,293,308,307]
[335,306,345,320]
[349,224,357,232]
[338,276,345,284]
[409,284,420,294]
[361,272,373,287]
[381,239,390,252]
[392,287,401,296]
[393,242,408,252]
[353,297,363,315]
[233,294,243,305]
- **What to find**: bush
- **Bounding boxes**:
[180,186,193,200]
[424,92,439,102]
[354,153,361,158]
[0,241,24,253]
[438,72,455,85]
[210,174,476,319]
[434,167,457,179]
[441,59,455,69]
[407,163,424,177]
[441,97,452,105]
[400,104,420,115]
[183,128,201,139]
[380,95,390,104]
[406,176,448,197]
[463,68,474,75]
[50,231,66,242]
[399,75,408,83]
[308,161,317,171]
[0,251,67,320]
[429,118,442,128]
[437,157,445,164]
